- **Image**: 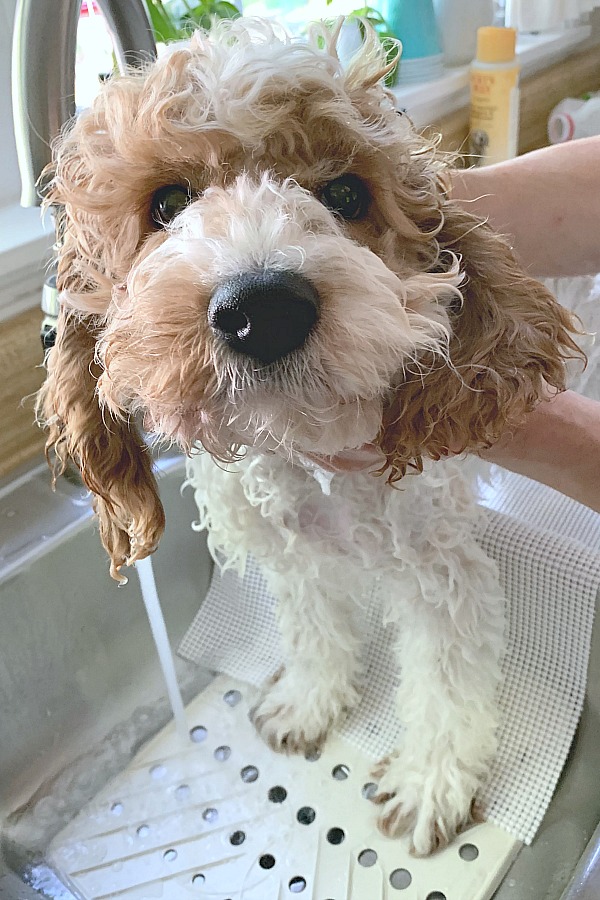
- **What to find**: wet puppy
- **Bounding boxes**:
[38,19,580,853]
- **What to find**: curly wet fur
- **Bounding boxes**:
[37,311,165,579]
[379,208,582,478]
[35,18,583,852]
[185,448,505,855]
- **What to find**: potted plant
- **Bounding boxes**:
[145,0,241,42]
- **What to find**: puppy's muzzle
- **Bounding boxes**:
[208,270,319,364]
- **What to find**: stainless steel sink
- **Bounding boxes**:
[493,585,600,900]
[0,454,598,900]
[0,453,215,899]
[560,822,600,899]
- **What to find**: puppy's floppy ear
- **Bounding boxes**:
[378,200,584,478]
[37,196,165,581]
[37,305,165,581]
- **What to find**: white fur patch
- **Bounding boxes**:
[185,450,506,854]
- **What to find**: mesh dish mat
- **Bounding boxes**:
[48,676,520,900]
[179,477,600,846]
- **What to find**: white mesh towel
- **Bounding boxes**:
[179,478,600,845]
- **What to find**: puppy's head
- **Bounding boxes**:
[39,18,581,576]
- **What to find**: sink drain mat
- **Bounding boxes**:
[48,677,519,900]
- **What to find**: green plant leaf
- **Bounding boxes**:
[214,1,241,18]
[145,0,182,41]
[349,7,385,26]
[179,0,240,27]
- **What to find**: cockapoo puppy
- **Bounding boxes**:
[38,19,580,855]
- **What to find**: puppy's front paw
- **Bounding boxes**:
[249,667,358,755]
[371,752,484,856]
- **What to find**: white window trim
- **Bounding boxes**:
[0,206,54,321]
[0,23,593,322]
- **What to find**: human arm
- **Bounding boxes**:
[479,390,600,513]
[451,136,600,278]
[320,142,600,513]
[452,140,600,512]
[311,391,600,514]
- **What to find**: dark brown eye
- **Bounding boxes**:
[151,184,191,227]
[321,174,370,220]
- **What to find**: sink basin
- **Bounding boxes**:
[0,454,215,898]
[0,454,598,900]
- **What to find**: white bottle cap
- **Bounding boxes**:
[547,113,575,144]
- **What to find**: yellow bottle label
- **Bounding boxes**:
[470,66,520,166]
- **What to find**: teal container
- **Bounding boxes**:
[380,0,442,60]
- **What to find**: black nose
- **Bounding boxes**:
[208,270,319,364]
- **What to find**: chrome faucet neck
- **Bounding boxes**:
[12,0,156,209]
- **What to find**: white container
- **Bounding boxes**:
[336,17,363,67]
[548,95,600,143]
[548,98,587,143]
[433,0,495,66]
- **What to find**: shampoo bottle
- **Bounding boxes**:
[469,27,520,166]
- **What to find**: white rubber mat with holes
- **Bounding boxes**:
[48,677,520,900]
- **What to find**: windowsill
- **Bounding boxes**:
[0,204,53,321]
[392,24,593,128]
[0,204,53,275]
[0,24,594,320]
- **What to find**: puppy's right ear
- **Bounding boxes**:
[37,296,165,583]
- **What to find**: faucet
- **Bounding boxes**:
[12,0,157,346]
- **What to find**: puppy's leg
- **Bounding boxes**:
[187,454,364,756]
[373,542,505,856]
[250,557,364,756]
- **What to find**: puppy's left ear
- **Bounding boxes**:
[379,201,584,477]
